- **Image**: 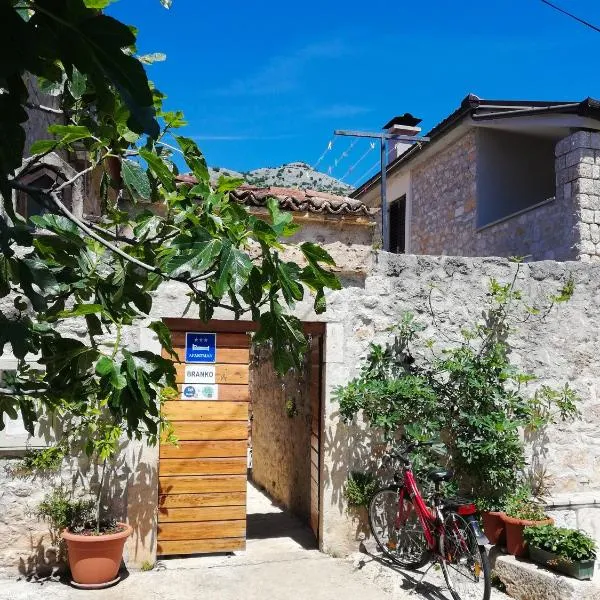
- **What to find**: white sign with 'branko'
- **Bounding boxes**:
[184,365,216,383]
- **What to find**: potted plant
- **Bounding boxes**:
[524,525,596,580]
[502,487,553,557]
[36,485,132,588]
[476,497,506,546]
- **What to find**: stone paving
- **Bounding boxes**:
[0,484,508,600]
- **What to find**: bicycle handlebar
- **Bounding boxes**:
[389,440,436,459]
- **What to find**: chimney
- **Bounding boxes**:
[382,113,422,164]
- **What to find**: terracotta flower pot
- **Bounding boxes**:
[63,523,132,587]
[481,511,506,545]
[502,515,554,557]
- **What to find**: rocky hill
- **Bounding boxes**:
[209,162,354,196]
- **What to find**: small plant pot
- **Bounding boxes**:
[529,546,596,580]
[63,523,132,588]
[482,511,506,545]
[502,515,554,557]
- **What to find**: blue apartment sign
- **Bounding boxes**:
[185,332,216,363]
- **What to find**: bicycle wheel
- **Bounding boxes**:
[439,511,491,600]
[368,487,429,569]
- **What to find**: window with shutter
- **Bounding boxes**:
[389,195,406,254]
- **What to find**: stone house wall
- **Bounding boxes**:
[398,129,600,262]
[410,130,478,255]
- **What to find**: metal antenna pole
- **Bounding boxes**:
[333,129,429,252]
[380,136,388,250]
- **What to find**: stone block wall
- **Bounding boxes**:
[407,128,600,261]
[317,253,600,554]
[555,130,600,262]
[473,198,574,261]
[410,130,478,255]
[249,345,313,521]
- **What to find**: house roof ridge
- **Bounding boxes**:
[175,176,373,216]
[351,93,600,198]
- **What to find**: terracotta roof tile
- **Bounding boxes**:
[176,176,372,216]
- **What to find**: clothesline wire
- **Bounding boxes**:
[324,138,358,176]
[350,159,380,188]
[340,141,376,182]
[312,138,334,170]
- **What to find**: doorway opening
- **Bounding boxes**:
[157,319,324,558]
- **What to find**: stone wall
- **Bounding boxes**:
[409,129,586,261]
[555,130,600,263]
[0,454,132,577]
[316,253,600,554]
[410,130,478,255]
[3,251,600,566]
[249,345,313,521]
[473,197,574,261]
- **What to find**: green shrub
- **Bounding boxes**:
[345,472,378,508]
[524,525,597,562]
[36,487,95,533]
[334,271,579,505]
[504,486,548,521]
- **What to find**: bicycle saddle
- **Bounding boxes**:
[427,468,453,483]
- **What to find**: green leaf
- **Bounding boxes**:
[96,356,115,376]
[47,124,92,146]
[254,301,307,374]
[174,135,209,183]
[217,176,244,193]
[68,68,87,100]
[214,241,252,297]
[29,139,57,155]
[161,111,187,129]
[139,148,175,192]
[267,197,300,237]
[148,321,177,358]
[162,232,222,278]
[121,159,151,200]
[277,261,304,304]
[301,241,336,266]
[83,0,117,7]
[57,304,104,318]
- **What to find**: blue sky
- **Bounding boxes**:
[110,0,600,187]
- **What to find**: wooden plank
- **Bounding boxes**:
[176,384,249,401]
[164,318,325,336]
[171,331,250,348]
[168,421,247,441]
[311,446,319,466]
[311,434,319,453]
[157,537,245,556]
[175,363,249,385]
[158,520,246,541]
[160,457,246,476]
[158,505,245,523]
[160,440,247,459]
[159,491,246,509]
[164,347,250,364]
[311,460,319,483]
[163,402,248,422]
[159,475,246,494]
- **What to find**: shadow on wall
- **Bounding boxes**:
[6,441,138,579]
[125,444,158,564]
[323,414,389,543]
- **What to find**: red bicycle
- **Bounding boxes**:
[368,440,491,600]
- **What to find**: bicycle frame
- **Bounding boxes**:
[395,466,446,553]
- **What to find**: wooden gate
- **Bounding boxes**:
[309,335,323,540]
[157,320,251,556]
